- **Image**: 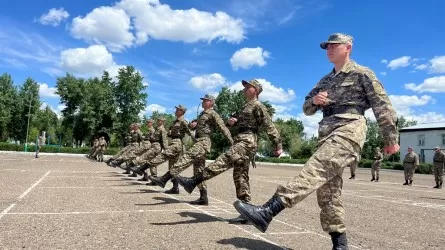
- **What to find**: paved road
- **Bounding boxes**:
[0,153,444,249]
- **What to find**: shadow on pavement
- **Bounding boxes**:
[217,237,292,250]
[135,196,181,206]
[151,211,221,225]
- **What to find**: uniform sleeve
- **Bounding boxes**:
[303,81,323,116]
[255,103,282,150]
[182,120,193,137]
[376,152,383,162]
[363,70,398,147]
[161,128,169,149]
[415,154,420,166]
[212,111,233,145]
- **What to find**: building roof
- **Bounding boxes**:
[399,122,445,132]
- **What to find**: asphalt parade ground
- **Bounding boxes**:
[1,152,444,249]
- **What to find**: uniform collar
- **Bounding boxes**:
[330,60,356,77]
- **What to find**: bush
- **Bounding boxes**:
[416,163,433,174]
[0,142,120,155]
[358,159,373,168]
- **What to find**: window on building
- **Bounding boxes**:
[442,134,445,145]
[418,134,425,146]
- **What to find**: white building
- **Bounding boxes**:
[399,122,445,163]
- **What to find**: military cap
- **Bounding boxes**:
[175,104,187,113]
[320,33,354,50]
[133,123,141,127]
[242,79,263,94]
[146,119,153,123]
[157,116,166,121]
[434,146,440,150]
[200,94,216,101]
[375,147,380,151]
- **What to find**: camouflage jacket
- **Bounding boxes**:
[232,99,282,150]
[433,151,445,167]
[374,151,383,163]
[143,126,156,141]
[193,108,233,144]
[129,129,143,144]
[168,116,192,141]
[403,152,419,167]
[152,125,169,149]
[303,60,398,148]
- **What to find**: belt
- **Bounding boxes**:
[150,140,159,143]
[322,105,365,118]
[238,127,258,134]
[170,135,182,139]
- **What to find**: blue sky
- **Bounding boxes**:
[1,0,445,136]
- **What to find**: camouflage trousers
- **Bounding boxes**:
[116,143,140,161]
[275,135,360,234]
[112,144,134,160]
[132,142,162,176]
[147,139,183,172]
[349,163,356,177]
[170,137,211,190]
[372,162,381,179]
[404,165,415,181]
[199,133,257,203]
[433,164,444,182]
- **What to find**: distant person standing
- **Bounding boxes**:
[433,146,444,189]
[371,147,383,182]
[35,131,46,158]
[402,147,419,186]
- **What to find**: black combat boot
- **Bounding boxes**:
[434,181,439,188]
[233,194,286,233]
[129,172,137,177]
[349,175,355,180]
[330,232,349,250]
[370,177,375,181]
[189,189,209,206]
[403,180,408,185]
[176,173,205,194]
[375,178,379,182]
[138,172,149,181]
[409,180,413,186]
[439,181,443,189]
[165,179,179,194]
[148,172,172,188]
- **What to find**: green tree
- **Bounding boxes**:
[0,73,17,141]
[113,66,148,146]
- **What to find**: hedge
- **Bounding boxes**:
[0,142,435,175]
[0,142,120,155]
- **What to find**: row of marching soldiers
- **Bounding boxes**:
[104,93,237,205]
[86,136,108,162]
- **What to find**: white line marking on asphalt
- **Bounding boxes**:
[7,208,224,215]
[18,171,51,200]
[0,171,50,221]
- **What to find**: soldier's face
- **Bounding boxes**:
[147,122,153,127]
[408,148,413,153]
[327,43,350,63]
[201,99,213,109]
[243,85,257,99]
[157,120,163,126]
[175,109,184,117]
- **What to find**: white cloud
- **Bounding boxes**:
[145,104,167,113]
[39,83,59,98]
[404,76,445,93]
[229,79,295,104]
[381,59,388,64]
[59,44,125,78]
[296,112,322,138]
[387,56,412,70]
[414,64,428,70]
[69,0,245,52]
[429,56,445,73]
[230,47,270,70]
[37,8,70,26]
[380,72,387,76]
[389,95,433,113]
[189,73,226,91]
[70,6,135,52]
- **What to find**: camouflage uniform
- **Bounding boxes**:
[371,148,383,181]
[117,128,143,161]
[147,106,192,193]
[36,134,45,158]
[232,34,398,248]
[432,147,444,188]
[97,137,107,162]
[403,150,419,185]
[176,80,282,203]
[349,156,359,179]
[132,122,168,178]
[88,138,99,159]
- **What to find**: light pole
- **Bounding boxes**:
[24,93,33,152]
